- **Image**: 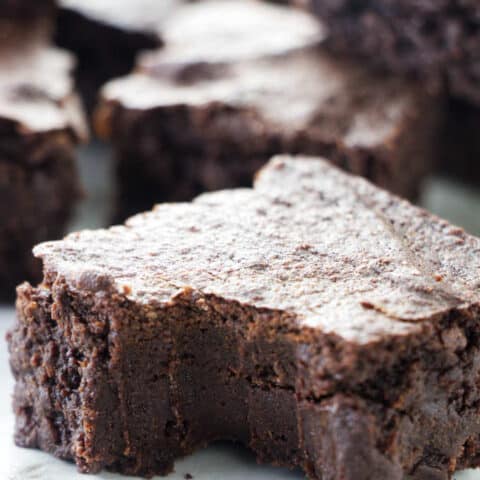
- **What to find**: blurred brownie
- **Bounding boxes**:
[8,156,480,479]
[0,0,56,44]
[95,0,440,222]
[54,0,179,114]
[0,44,87,300]
[0,0,55,21]
[311,0,480,105]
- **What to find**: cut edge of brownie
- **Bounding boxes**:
[9,273,480,479]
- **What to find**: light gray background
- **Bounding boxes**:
[1,145,479,479]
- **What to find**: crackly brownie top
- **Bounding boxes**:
[0,44,86,137]
[59,0,180,34]
[35,156,480,343]
[100,1,419,147]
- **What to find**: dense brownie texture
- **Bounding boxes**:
[0,45,86,300]
[95,0,440,222]
[54,0,179,114]
[8,156,480,479]
[311,0,480,106]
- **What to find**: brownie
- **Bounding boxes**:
[0,0,55,21]
[95,0,440,222]
[0,44,87,300]
[311,0,480,106]
[53,0,179,114]
[0,0,56,45]
[8,155,480,479]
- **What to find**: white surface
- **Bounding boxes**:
[0,308,478,480]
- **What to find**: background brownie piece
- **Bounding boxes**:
[0,0,56,45]
[0,44,87,300]
[311,0,480,106]
[54,0,180,115]
[0,0,55,21]
[8,156,480,479]
[95,0,440,222]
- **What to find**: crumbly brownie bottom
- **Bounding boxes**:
[10,277,480,479]
[0,136,80,300]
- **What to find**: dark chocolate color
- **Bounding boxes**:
[8,156,480,479]
[54,0,171,114]
[0,0,56,46]
[96,0,440,222]
[311,0,480,106]
[439,98,480,184]
[0,45,86,300]
[0,0,55,22]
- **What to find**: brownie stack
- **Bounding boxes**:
[95,0,441,221]
[0,5,87,300]
[8,157,480,479]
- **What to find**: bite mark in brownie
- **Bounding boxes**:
[311,0,480,106]
[8,156,480,479]
[0,45,87,300]
[95,0,440,222]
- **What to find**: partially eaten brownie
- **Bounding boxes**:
[95,0,441,222]
[8,156,480,479]
[0,43,87,300]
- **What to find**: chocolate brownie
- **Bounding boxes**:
[0,44,87,300]
[0,0,56,45]
[0,0,55,21]
[95,0,440,222]
[54,0,179,114]
[8,156,480,479]
[311,0,480,106]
